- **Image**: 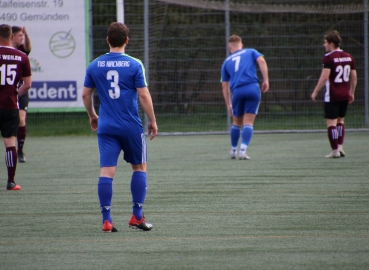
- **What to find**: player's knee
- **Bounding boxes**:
[132,163,146,172]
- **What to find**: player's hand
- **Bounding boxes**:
[148,121,158,140]
[261,81,269,93]
[90,116,98,131]
[311,92,317,102]
[227,105,233,117]
[349,93,355,104]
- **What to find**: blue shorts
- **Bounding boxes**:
[98,132,147,167]
[231,83,261,117]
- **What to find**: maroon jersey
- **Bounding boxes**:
[17,44,31,56]
[0,46,31,109]
[322,50,356,102]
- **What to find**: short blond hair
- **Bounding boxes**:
[228,35,242,44]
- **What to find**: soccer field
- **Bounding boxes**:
[0,132,368,270]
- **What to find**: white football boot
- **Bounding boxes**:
[325,149,341,158]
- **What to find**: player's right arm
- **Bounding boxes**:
[311,68,330,102]
[137,86,157,140]
[221,62,232,116]
[82,86,98,131]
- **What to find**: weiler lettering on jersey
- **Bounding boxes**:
[333,57,352,63]
[97,61,130,67]
[29,81,77,101]
[0,54,22,61]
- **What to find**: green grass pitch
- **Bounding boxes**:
[0,132,368,269]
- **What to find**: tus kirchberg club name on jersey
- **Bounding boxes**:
[97,60,130,68]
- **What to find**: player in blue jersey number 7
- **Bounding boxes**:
[221,35,269,160]
[82,22,158,232]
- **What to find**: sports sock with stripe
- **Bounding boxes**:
[337,123,345,145]
[5,147,17,183]
[327,126,338,150]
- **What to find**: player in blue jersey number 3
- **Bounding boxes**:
[221,35,269,160]
[82,22,158,232]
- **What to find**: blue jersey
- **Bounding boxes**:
[84,52,147,135]
[221,48,263,91]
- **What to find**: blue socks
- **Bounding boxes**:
[231,124,253,150]
[98,177,113,223]
[230,125,241,148]
[98,172,147,223]
[130,171,147,220]
[241,125,253,150]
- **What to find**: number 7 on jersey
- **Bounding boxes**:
[232,56,241,72]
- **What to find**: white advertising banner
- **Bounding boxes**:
[0,0,90,111]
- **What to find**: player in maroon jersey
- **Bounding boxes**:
[0,24,32,190]
[311,30,357,158]
[12,26,32,163]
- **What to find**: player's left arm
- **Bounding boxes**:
[311,68,330,102]
[256,56,269,93]
[137,86,158,140]
[82,86,98,131]
[18,57,32,96]
[18,76,32,97]
[349,69,357,103]
[22,27,32,52]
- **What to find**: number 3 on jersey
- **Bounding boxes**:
[107,70,120,99]
[335,64,350,83]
